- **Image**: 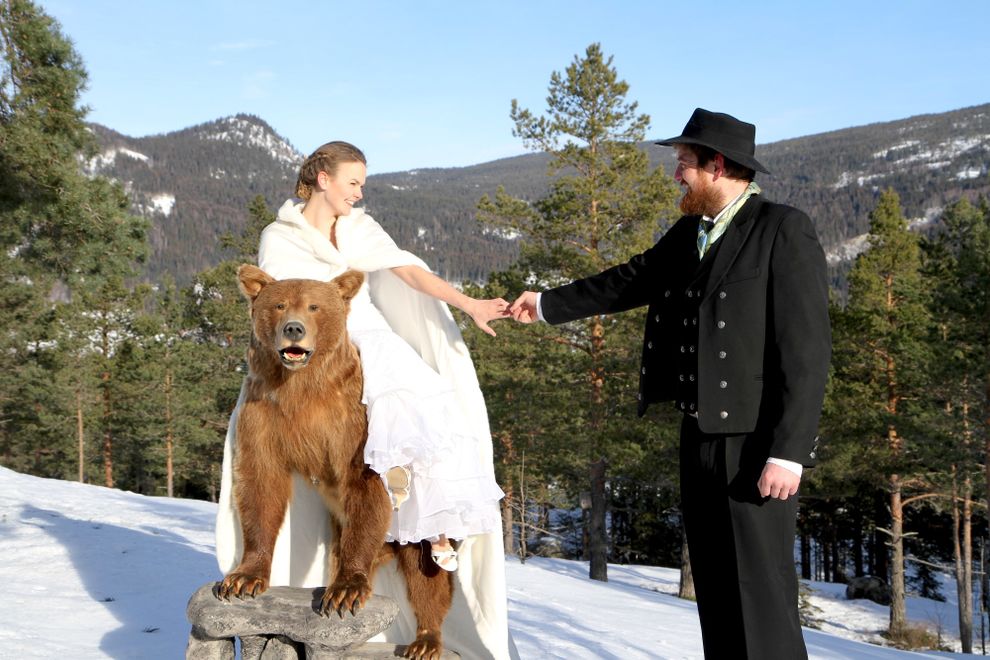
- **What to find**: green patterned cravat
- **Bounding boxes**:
[697,181,761,259]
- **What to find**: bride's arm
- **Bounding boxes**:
[390,265,509,337]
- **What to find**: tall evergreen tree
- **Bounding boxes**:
[921,196,990,653]
[0,0,148,481]
[837,189,936,639]
[477,43,678,581]
[178,194,276,499]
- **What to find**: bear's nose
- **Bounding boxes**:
[283,321,306,341]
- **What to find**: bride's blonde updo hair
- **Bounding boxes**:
[294,141,367,200]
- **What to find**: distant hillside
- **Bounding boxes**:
[87,105,990,287]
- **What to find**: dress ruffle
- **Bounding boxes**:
[349,302,505,545]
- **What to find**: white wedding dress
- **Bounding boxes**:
[215,199,517,660]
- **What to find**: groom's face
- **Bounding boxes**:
[675,146,721,217]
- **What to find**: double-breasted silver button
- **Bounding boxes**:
[719,380,727,388]
[719,291,726,299]
[692,318,698,326]
[637,393,642,400]
[719,350,727,359]
[647,341,653,349]
[689,403,696,411]
[683,319,689,326]
[720,410,729,419]
[680,402,687,410]
[809,451,817,460]
[687,290,693,298]
[689,346,695,353]
[655,314,661,323]
[717,320,726,329]
[680,345,686,353]
[641,367,647,375]
[689,374,695,382]
[665,290,671,297]
[679,374,685,381]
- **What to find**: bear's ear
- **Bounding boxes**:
[238,264,276,302]
[332,269,365,303]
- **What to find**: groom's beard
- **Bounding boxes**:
[679,178,724,217]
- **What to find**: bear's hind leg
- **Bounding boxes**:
[397,541,454,660]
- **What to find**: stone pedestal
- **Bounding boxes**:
[185,582,456,659]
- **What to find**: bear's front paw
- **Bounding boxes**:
[320,573,372,617]
[217,571,269,600]
[404,632,443,660]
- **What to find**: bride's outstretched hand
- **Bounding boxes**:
[467,298,511,337]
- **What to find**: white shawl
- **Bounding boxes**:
[215,200,517,660]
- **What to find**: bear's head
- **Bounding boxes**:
[237,265,365,371]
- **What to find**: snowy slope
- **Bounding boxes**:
[0,467,970,659]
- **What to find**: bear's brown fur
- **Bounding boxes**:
[218,265,453,660]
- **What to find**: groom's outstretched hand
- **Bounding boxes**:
[508,291,539,323]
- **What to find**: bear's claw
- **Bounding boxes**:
[320,573,373,617]
[217,572,269,601]
[404,633,443,660]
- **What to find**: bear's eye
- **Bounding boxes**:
[309,304,319,312]
[276,303,285,310]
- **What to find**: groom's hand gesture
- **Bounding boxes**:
[508,292,539,323]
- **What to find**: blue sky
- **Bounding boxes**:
[39,0,990,174]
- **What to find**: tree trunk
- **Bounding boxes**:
[165,367,174,498]
[889,474,906,638]
[100,317,113,489]
[853,521,864,578]
[519,450,527,563]
[962,475,974,653]
[800,530,811,580]
[102,369,113,489]
[953,467,965,649]
[823,530,833,582]
[586,314,608,582]
[501,494,515,557]
[588,457,607,581]
[76,389,84,483]
[498,432,516,556]
[679,529,695,600]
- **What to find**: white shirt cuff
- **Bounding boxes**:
[535,291,546,322]
[766,457,803,477]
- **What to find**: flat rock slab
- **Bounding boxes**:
[185,582,459,659]
[187,582,397,652]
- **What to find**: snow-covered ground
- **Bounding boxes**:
[0,466,972,658]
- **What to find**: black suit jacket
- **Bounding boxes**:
[541,196,831,466]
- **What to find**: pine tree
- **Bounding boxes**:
[177,194,277,500]
[838,189,936,639]
[0,0,148,482]
[477,43,679,580]
[921,196,990,653]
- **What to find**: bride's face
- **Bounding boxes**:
[318,160,366,217]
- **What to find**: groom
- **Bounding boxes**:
[509,108,831,658]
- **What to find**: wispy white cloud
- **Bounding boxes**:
[242,68,275,100]
[211,39,275,52]
[377,127,403,142]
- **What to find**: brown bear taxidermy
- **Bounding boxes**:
[218,264,453,660]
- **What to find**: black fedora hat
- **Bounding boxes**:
[656,108,770,175]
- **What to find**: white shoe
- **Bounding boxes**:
[431,545,458,572]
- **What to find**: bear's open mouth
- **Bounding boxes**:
[279,346,313,367]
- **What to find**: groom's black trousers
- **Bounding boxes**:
[680,414,808,660]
